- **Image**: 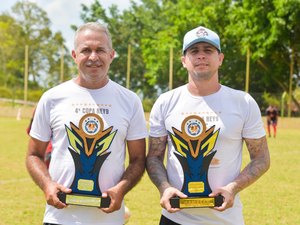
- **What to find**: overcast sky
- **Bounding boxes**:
[0,0,138,51]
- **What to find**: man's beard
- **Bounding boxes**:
[190,70,213,81]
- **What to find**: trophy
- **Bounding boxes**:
[58,113,117,207]
[169,115,224,208]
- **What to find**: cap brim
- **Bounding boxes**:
[183,38,220,53]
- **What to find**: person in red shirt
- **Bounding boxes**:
[266,105,278,138]
[26,108,52,168]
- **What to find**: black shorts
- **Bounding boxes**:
[159,215,181,225]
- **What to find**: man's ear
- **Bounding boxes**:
[181,56,187,68]
[110,49,115,60]
[218,53,224,65]
[71,50,76,61]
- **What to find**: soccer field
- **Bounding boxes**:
[0,115,299,225]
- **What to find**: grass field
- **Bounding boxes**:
[0,106,299,225]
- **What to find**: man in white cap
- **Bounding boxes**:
[146,26,270,225]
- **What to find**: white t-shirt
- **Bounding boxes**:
[149,84,265,225]
[30,79,148,225]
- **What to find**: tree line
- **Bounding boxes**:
[0,0,299,115]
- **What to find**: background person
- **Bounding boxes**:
[146,25,270,225]
[266,105,278,138]
[26,22,147,225]
[26,108,52,168]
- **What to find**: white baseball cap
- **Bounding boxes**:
[182,26,221,54]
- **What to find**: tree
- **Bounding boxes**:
[11,0,72,89]
[79,0,154,97]
[0,14,23,89]
[227,0,300,114]
[79,0,234,97]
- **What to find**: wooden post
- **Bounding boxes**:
[288,48,294,117]
[245,47,250,93]
[126,44,131,89]
[169,47,173,90]
[24,45,29,105]
[60,46,64,83]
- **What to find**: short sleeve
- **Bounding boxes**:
[126,95,148,140]
[149,95,168,137]
[242,94,266,138]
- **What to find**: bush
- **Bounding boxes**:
[28,89,44,102]
[142,98,155,112]
[262,92,280,108]
[0,86,13,98]
[14,89,44,102]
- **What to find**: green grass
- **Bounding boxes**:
[241,117,300,225]
[0,117,45,225]
[0,115,299,225]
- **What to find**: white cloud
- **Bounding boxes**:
[36,0,95,51]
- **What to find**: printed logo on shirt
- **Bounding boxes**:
[72,103,111,115]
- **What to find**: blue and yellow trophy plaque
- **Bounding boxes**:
[58,113,116,208]
[169,115,224,208]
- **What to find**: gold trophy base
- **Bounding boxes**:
[57,192,111,208]
[170,195,223,208]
